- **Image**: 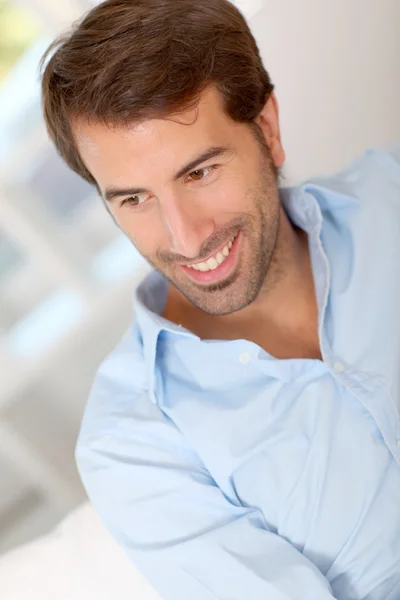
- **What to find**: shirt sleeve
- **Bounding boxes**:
[75,384,336,600]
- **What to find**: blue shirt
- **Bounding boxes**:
[75,145,400,600]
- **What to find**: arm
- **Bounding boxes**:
[75,386,336,600]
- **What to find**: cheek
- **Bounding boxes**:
[207,176,252,215]
[115,210,167,258]
[189,169,238,201]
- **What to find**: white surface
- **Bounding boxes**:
[252,0,400,183]
[233,0,264,19]
[0,502,161,600]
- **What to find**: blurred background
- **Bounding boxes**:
[0,0,399,555]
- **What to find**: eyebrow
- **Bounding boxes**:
[103,145,235,203]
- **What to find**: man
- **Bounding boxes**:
[40,0,400,598]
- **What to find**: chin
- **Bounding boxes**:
[180,273,262,317]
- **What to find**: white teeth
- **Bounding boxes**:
[206,257,218,270]
[187,234,237,272]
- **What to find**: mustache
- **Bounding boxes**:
[159,217,247,264]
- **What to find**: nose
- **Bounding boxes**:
[160,192,215,259]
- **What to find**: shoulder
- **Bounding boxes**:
[306,144,400,197]
[381,142,400,169]
[75,319,150,445]
[74,319,204,481]
[300,144,400,228]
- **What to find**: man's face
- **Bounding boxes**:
[74,86,285,315]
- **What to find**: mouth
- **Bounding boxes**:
[180,231,241,285]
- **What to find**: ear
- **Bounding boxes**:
[255,92,285,168]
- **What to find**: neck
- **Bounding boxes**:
[163,208,321,360]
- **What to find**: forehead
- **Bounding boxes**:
[73,86,239,186]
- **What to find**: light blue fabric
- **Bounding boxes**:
[75,145,400,600]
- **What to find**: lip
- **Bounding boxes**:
[180,231,241,284]
[181,235,235,267]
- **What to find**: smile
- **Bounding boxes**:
[180,232,241,285]
[185,233,238,272]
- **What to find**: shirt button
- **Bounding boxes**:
[333,361,345,373]
[239,352,251,364]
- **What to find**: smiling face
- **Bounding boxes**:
[74,86,286,315]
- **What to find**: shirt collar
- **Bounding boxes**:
[133,183,358,403]
[134,270,197,404]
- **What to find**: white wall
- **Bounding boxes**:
[247,0,400,183]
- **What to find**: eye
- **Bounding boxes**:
[186,165,215,182]
[119,166,216,208]
[120,193,149,208]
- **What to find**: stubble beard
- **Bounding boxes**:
[153,161,281,316]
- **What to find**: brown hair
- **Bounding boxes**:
[40,0,275,186]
